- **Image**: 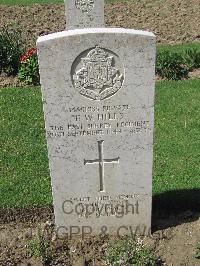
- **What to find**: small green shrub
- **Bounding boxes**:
[156,50,189,80]
[104,238,158,266]
[195,241,200,259]
[18,48,40,85]
[27,227,51,263]
[183,48,200,70]
[0,25,25,76]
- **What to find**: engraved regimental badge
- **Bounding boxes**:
[75,0,94,13]
[72,46,124,101]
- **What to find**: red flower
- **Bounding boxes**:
[20,54,28,63]
[26,48,37,57]
[20,48,37,63]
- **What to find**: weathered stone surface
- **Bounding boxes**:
[37,28,156,236]
[64,0,104,29]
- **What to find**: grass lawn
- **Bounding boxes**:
[157,42,200,54]
[0,87,52,208]
[153,79,200,212]
[154,80,200,193]
[1,80,200,210]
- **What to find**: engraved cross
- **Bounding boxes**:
[84,140,120,192]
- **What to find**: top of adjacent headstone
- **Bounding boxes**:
[65,0,104,30]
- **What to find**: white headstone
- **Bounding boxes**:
[37,28,156,237]
[64,0,104,29]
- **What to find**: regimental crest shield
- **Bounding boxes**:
[75,0,94,13]
[72,46,124,101]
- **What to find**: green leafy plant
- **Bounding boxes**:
[156,50,189,80]
[195,241,200,259]
[105,238,158,266]
[27,227,51,263]
[183,48,200,70]
[18,48,40,85]
[0,25,25,76]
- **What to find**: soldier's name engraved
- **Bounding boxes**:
[71,112,124,122]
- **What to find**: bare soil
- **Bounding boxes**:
[0,0,200,46]
[0,75,25,88]
[0,208,200,265]
[0,0,200,88]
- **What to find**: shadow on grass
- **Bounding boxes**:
[152,189,200,231]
